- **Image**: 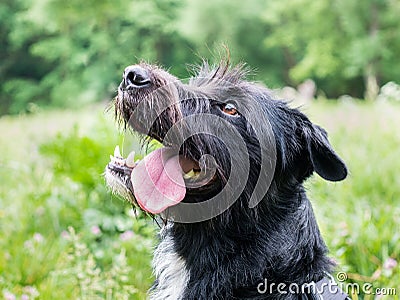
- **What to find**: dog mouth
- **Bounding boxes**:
[106,144,218,214]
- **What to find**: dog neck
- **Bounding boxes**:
[152,186,334,299]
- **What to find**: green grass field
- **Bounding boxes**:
[0,101,399,299]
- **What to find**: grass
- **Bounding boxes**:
[305,101,400,298]
[0,105,155,299]
[0,100,399,299]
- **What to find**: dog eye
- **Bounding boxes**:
[222,103,239,116]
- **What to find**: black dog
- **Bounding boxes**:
[105,61,349,299]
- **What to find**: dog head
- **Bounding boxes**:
[105,61,347,222]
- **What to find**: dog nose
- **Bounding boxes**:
[123,65,151,88]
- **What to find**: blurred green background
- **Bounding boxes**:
[0,0,399,299]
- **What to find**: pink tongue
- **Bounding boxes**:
[131,148,186,214]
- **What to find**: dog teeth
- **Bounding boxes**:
[110,154,125,166]
[110,146,138,167]
[126,151,136,167]
[114,145,122,158]
[183,169,200,179]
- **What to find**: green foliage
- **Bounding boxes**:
[178,0,286,87]
[0,0,51,115]
[0,109,155,299]
[48,227,138,300]
[1,0,192,114]
[262,0,400,98]
[40,126,111,189]
[2,0,400,114]
[2,79,45,114]
[306,101,400,298]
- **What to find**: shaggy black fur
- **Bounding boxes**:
[106,60,347,299]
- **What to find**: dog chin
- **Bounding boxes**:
[104,166,136,206]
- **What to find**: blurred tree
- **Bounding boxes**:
[335,0,400,100]
[0,0,52,114]
[3,0,191,113]
[178,0,286,87]
[263,0,400,99]
[1,0,400,114]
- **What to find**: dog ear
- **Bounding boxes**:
[304,125,347,181]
